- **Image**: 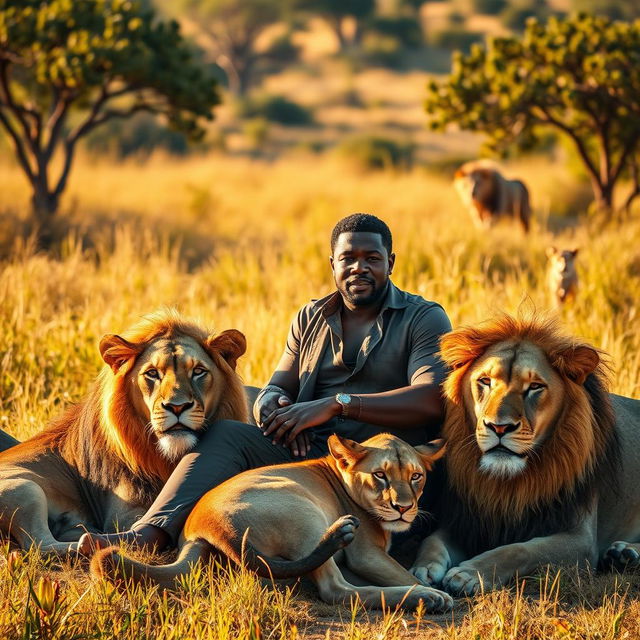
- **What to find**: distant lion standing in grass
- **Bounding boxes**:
[454,161,531,233]
[547,247,579,307]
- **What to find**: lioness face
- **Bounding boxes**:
[329,434,445,533]
[129,336,224,461]
[466,340,564,478]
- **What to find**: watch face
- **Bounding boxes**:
[337,393,351,405]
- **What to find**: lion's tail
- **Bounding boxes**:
[226,514,358,579]
[91,515,358,588]
[90,538,210,590]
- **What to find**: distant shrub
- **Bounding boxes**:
[264,33,301,65]
[367,16,424,48]
[85,113,189,157]
[501,1,550,30]
[432,28,484,53]
[243,118,269,150]
[237,95,314,126]
[360,33,404,67]
[472,0,507,14]
[572,0,640,20]
[337,135,415,170]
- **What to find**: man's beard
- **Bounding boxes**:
[342,278,388,307]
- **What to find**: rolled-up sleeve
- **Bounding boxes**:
[407,305,452,386]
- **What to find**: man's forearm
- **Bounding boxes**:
[346,384,445,428]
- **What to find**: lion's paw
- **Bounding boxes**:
[410,561,448,587]
[404,585,454,613]
[328,515,360,549]
[604,541,640,570]
[442,566,483,597]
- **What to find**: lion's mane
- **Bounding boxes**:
[438,314,619,557]
[21,309,248,506]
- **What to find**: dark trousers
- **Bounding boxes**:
[137,419,329,543]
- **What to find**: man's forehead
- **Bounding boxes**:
[334,231,386,253]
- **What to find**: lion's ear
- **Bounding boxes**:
[414,439,447,470]
[555,345,599,385]
[328,434,367,470]
[99,334,143,373]
[439,329,478,370]
[546,246,557,258]
[206,329,247,370]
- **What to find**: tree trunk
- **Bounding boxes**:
[30,183,59,249]
[591,179,614,219]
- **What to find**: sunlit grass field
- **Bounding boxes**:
[0,152,639,638]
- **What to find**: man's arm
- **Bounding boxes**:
[263,304,452,443]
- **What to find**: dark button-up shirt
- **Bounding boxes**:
[279,282,451,446]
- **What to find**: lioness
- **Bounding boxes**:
[0,309,248,554]
[454,161,531,233]
[92,433,453,612]
[411,314,640,595]
[546,246,579,306]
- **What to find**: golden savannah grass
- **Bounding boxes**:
[0,151,639,638]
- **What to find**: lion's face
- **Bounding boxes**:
[99,324,247,464]
[128,336,226,461]
[454,168,495,206]
[328,433,445,532]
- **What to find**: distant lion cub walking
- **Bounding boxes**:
[546,247,579,306]
[92,433,452,612]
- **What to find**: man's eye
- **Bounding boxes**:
[193,367,208,377]
[373,471,386,480]
[144,369,160,380]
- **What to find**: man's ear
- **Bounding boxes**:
[99,334,143,373]
[328,434,368,470]
[206,329,247,370]
[414,439,447,471]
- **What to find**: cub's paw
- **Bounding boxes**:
[442,566,483,597]
[604,541,640,570]
[405,585,454,613]
[326,515,360,549]
[410,560,448,587]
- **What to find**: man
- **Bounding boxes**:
[79,213,452,552]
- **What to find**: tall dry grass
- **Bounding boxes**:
[0,152,639,638]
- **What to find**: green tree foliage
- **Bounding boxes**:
[0,0,219,229]
[426,13,640,215]
[173,0,282,95]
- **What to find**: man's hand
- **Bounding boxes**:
[262,397,339,446]
[257,393,310,458]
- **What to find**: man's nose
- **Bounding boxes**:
[351,259,369,273]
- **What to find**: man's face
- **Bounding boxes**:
[331,232,395,308]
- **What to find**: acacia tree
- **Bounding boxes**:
[0,0,220,231]
[425,13,640,216]
[175,0,282,96]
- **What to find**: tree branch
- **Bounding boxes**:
[0,61,40,154]
[0,107,35,182]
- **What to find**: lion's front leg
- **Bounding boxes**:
[442,514,598,596]
[410,528,466,587]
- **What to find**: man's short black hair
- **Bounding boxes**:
[330,213,392,255]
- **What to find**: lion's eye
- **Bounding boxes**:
[411,472,423,482]
[526,382,546,393]
[373,471,386,480]
[144,369,160,380]
[192,367,208,377]
[477,377,491,387]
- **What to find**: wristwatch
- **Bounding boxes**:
[335,393,352,418]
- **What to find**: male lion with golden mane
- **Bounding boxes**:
[411,314,640,596]
[454,161,531,233]
[0,309,248,555]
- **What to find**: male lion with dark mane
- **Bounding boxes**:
[0,309,248,555]
[454,161,531,233]
[411,314,640,595]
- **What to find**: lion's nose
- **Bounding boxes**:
[391,502,412,515]
[162,401,194,416]
[484,420,520,436]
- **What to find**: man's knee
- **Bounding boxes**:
[195,419,263,456]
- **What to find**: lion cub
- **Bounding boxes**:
[92,433,452,612]
[546,247,579,306]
